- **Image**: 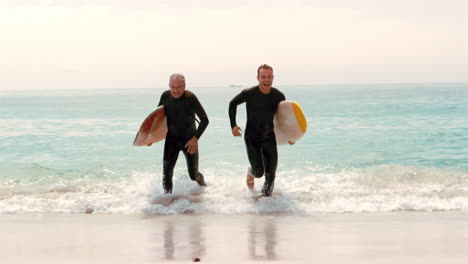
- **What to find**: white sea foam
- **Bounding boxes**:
[0,165,466,214]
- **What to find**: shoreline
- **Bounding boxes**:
[2,211,467,263]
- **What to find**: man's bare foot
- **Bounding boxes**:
[246,169,254,189]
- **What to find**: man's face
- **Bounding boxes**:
[169,78,185,99]
[257,68,274,91]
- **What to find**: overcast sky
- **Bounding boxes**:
[1,0,467,90]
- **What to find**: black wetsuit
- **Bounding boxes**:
[229,86,285,196]
[158,90,209,193]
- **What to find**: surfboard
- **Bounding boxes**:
[274,100,307,145]
[133,105,168,146]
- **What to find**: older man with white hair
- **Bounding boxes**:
[157,73,209,193]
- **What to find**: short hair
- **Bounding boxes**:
[169,73,186,86]
[257,64,274,76]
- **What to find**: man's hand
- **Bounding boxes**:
[232,126,242,137]
[288,141,295,145]
[184,136,199,154]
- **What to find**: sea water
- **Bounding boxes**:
[0,83,467,214]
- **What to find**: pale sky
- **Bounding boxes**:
[1,0,467,90]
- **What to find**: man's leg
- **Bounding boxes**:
[244,137,264,189]
[182,147,206,186]
[162,137,180,193]
[260,138,278,196]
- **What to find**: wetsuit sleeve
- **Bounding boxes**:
[158,92,168,107]
[228,90,248,129]
[191,95,209,139]
[279,91,286,102]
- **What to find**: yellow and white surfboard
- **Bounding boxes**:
[274,100,307,145]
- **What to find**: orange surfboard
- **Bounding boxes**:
[133,106,168,146]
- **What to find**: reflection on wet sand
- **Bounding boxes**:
[189,219,206,259]
[163,221,174,260]
[249,217,277,260]
[162,218,205,261]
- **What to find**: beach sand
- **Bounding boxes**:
[1,212,467,263]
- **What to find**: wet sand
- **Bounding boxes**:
[1,212,467,263]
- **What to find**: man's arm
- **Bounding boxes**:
[158,91,168,107]
[229,90,248,137]
[192,94,209,139]
[228,90,247,129]
[278,90,286,102]
[184,94,209,154]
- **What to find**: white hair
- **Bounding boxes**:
[169,73,186,86]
